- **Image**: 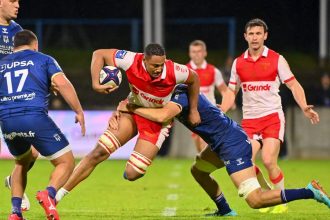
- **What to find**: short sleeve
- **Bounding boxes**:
[113,50,136,71]
[228,59,240,91]
[278,55,295,83]
[214,67,224,86]
[170,90,188,111]
[174,63,190,83]
[47,56,63,79]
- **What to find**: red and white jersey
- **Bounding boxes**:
[228,46,295,119]
[113,50,190,107]
[187,60,224,104]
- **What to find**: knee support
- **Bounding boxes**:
[193,156,218,173]
[238,177,261,199]
[127,151,152,174]
[98,130,121,154]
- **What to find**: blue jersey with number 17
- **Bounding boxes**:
[0,49,62,118]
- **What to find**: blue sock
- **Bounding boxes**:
[280,188,314,203]
[214,192,232,215]
[11,197,22,217]
[46,186,57,199]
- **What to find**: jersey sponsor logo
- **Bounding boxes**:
[0,60,34,72]
[0,92,36,102]
[53,134,62,141]
[2,35,9,43]
[140,92,164,105]
[175,65,188,73]
[2,28,8,34]
[115,50,127,59]
[242,83,271,92]
[3,131,35,140]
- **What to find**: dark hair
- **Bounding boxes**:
[14,29,38,48]
[144,43,165,58]
[245,18,268,33]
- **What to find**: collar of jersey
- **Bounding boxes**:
[244,46,269,60]
[189,60,207,70]
[142,59,167,81]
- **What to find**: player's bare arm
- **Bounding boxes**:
[285,79,320,124]
[91,49,119,94]
[219,88,237,113]
[185,69,201,126]
[117,101,181,124]
[52,73,86,135]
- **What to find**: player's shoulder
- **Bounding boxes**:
[266,48,280,58]
[9,20,23,30]
[114,49,137,59]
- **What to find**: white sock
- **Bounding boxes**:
[55,188,69,202]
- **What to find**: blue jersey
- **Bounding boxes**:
[0,21,23,59]
[171,85,253,174]
[171,85,234,151]
[0,49,63,118]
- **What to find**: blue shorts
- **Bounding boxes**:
[0,113,70,160]
[213,122,253,175]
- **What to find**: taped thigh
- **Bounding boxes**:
[127,151,152,174]
[98,130,121,154]
[238,177,261,199]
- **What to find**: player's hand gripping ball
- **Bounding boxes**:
[99,66,122,88]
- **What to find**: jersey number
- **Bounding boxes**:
[4,69,28,94]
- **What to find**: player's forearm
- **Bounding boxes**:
[221,89,236,113]
[58,82,84,114]
[290,82,308,111]
[91,50,106,90]
[187,71,200,111]
[131,107,170,123]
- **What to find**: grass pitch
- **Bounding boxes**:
[0,158,329,219]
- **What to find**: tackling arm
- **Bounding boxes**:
[91,49,118,94]
[185,69,201,126]
[118,101,182,123]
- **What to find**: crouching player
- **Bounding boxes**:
[115,84,330,216]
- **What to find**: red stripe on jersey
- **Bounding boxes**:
[131,153,151,166]
[283,76,295,83]
[128,160,146,173]
[229,81,237,85]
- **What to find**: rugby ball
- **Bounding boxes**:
[99,66,122,87]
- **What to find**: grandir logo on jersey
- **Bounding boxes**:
[243,83,271,92]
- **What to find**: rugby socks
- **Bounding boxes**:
[280,189,314,203]
[213,192,232,215]
[46,186,57,199]
[55,187,69,202]
[270,171,285,190]
[11,197,23,217]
